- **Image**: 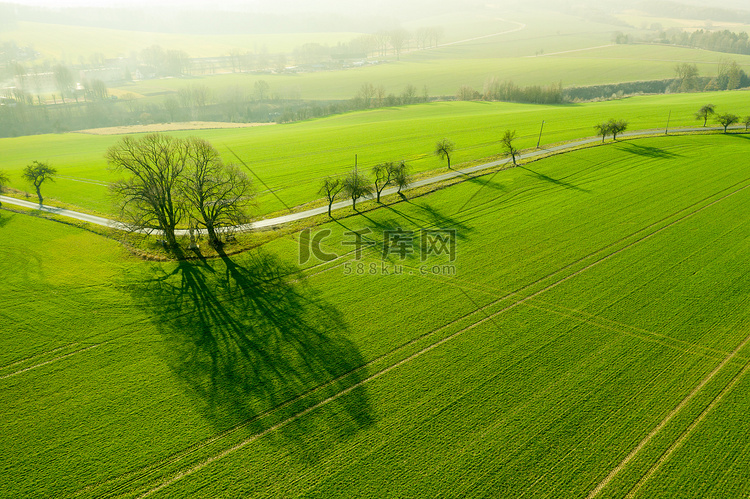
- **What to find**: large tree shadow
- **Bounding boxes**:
[126,248,373,454]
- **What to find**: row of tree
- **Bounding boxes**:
[695,104,750,133]
[318,160,410,216]
[457,80,564,105]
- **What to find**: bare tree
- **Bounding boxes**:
[695,104,716,127]
[254,80,270,101]
[389,28,409,60]
[342,170,373,210]
[181,138,253,248]
[434,138,455,169]
[501,130,520,166]
[53,65,74,104]
[594,122,610,143]
[372,162,395,202]
[716,113,739,133]
[608,119,628,140]
[107,134,188,248]
[392,160,411,195]
[22,161,57,206]
[319,177,343,217]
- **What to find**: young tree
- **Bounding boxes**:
[180,138,253,248]
[22,161,57,206]
[342,170,373,210]
[695,104,716,127]
[743,115,750,131]
[608,119,628,140]
[501,130,520,166]
[392,160,411,195]
[434,138,455,169]
[107,134,188,248]
[594,122,610,143]
[319,177,343,217]
[716,113,739,133]
[372,162,395,203]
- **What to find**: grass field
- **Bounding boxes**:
[2,90,750,218]
[2,133,750,497]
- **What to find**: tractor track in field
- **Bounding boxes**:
[586,331,750,499]
[114,162,750,498]
[623,358,750,498]
[0,343,105,380]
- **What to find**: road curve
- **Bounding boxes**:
[0,125,741,234]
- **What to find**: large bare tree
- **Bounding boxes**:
[181,138,253,247]
[107,134,188,248]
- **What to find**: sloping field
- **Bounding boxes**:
[1,134,750,497]
[2,91,750,217]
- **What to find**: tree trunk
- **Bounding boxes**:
[328,201,333,218]
[206,223,221,247]
[35,186,43,205]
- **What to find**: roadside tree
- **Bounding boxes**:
[716,113,739,133]
[22,161,57,206]
[434,138,455,169]
[608,119,628,140]
[342,170,373,210]
[372,162,395,202]
[392,160,411,195]
[501,130,520,166]
[107,134,188,248]
[743,116,750,131]
[695,104,716,127]
[319,177,343,217]
[181,138,253,248]
[594,122,610,143]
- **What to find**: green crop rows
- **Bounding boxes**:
[2,134,749,497]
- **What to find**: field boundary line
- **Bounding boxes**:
[0,343,103,381]
[586,331,750,499]
[624,358,750,498]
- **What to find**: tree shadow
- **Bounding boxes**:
[519,166,590,193]
[618,142,682,159]
[0,210,13,229]
[125,248,373,454]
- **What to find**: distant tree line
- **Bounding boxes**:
[457,80,563,105]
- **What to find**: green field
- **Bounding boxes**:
[2,133,750,497]
[2,90,750,217]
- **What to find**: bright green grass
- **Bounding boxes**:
[2,90,750,217]
[2,134,750,497]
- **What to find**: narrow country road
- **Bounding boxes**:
[0,126,740,235]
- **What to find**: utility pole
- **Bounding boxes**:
[537,120,545,148]
[665,110,671,135]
